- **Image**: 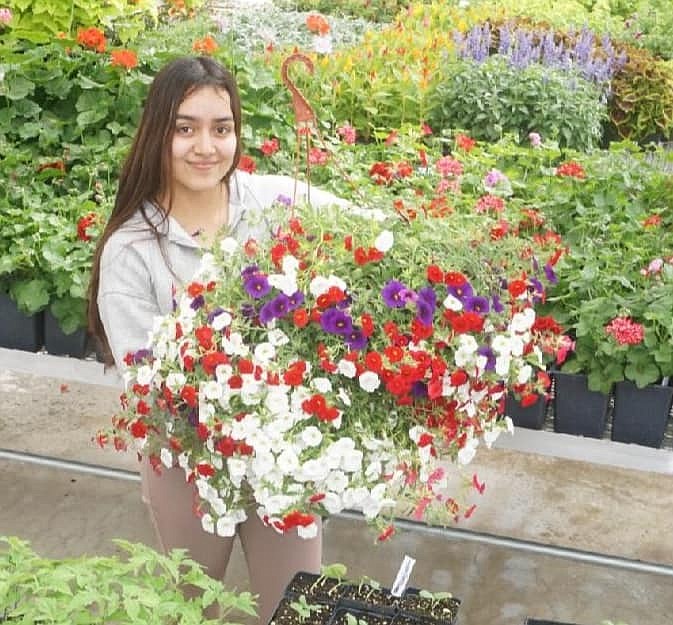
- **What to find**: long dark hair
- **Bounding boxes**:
[88,56,243,363]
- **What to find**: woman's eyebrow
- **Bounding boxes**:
[175,114,234,122]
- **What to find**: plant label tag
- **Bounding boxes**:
[390,554,416,597]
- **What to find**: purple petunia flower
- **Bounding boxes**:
[477,345,496,371]
[187,407,199,427]
[244,273,271,299]
[241,264,259,279]
[463,295,490,314]
[382,280,409,308]
[240,303,256,319]
[207,307,226,324]
[345,329,368,350]
[416,298,434,326]
[276,194,293,206]
[411,381,428,398]
[447,281,474,301]
[259,301,275,325]
[270,293,291,319]
[288,290,305,310]
[418,286,437,307]
[190,295,205,310]
[491,294,504,313]
[131,348,152,364]
[320,307,353,335]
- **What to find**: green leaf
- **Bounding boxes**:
[4,75,35,100]
[9,279,50,314]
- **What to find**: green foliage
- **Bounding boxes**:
[0,536,256,624]
[426,56,607,151]
[4,0,157,43]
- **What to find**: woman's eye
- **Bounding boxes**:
[176,126,193,134]
[216,125,232,135]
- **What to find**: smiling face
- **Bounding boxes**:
[169,85,237,199]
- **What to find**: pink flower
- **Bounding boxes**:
[337,123,356,144]
[0,8,12,25]
[605,317,645,345]
[528,132,542,147]
[308,147,329,166]
[435,156,463,177]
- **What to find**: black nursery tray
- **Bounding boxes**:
[270,572,461,625]
[525,619,582,625]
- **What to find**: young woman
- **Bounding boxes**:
[88,56,345,624]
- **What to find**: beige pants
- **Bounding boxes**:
[141,462,322,624]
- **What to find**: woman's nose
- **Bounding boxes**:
[194,130,215,154]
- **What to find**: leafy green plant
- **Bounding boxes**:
[0,536,256,624]
[427,56,607,150]
[4,0,157,43]
[290,595,325,622]
[273,0,436,23]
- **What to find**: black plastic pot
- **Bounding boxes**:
[505,393,548,430]
[611,381,673,448]
[44,311,89,358]
[524,620,581,625]
[0,293,44,352]
[552,372,610,438]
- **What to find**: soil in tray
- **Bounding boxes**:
[339,585,399,609]
[331,607,396,625]
[269,596,334,625]
[394,593,460,625]
[285,572,346,602]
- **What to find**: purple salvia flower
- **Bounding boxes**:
[544,263,558,284]
[275,194,292,206]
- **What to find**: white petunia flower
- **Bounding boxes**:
[312,377,332,393]
[165,372,186,392]
[300,426,323,447]
[337,359,357,378]
[443,294,463,311]
[374,229,394,253]
[298,522,319,539]
[267,328,289,346]
[254,342,275,363]
[160,448,173,469]
[201,513,215,534]
[216,515,237,537]
[511,308,535,333]
[268,273,297,296]
[457,438,479,465]
[220,237,238,256]
[211,309,232,331]
[359,371,380,393]
[282,255,300,275]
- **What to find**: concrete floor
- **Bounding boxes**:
[1,350,672,625]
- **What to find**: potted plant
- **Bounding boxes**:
[0,536,256,624]
[39,193,107,358]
